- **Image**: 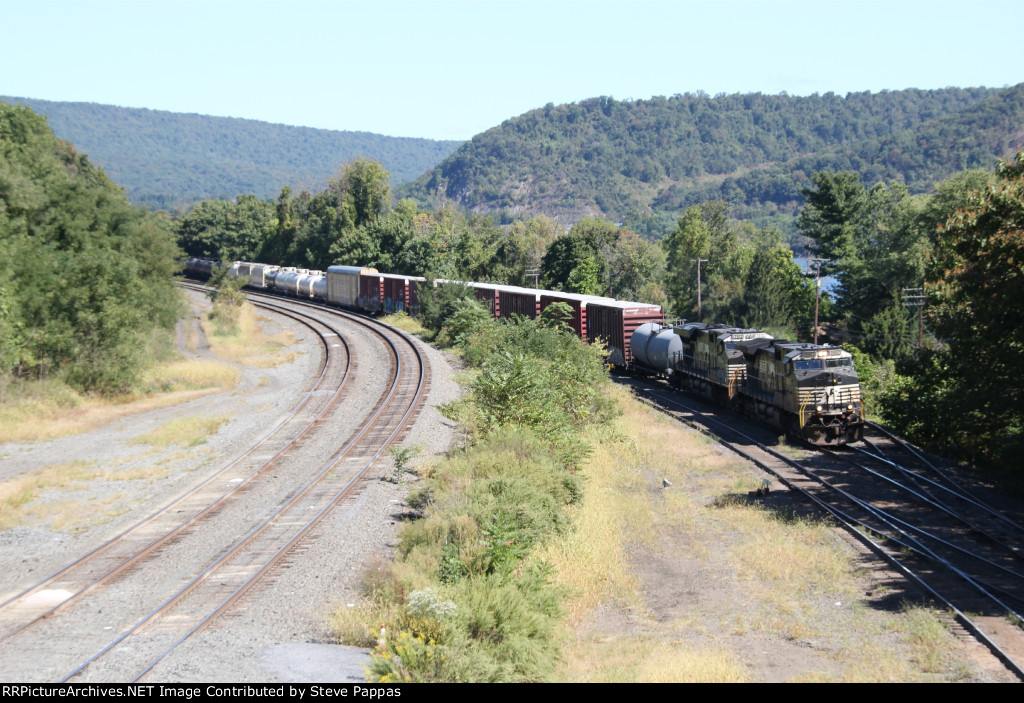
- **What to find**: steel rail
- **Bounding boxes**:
[0,294,351,642]
[59,296,427,682]
[629,380,1024,680]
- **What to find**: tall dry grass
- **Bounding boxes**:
[201,303,297,367]
[130,414,231,448]
[550,386,969,682]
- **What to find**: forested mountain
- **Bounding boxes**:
[0,97,463,211]
[400,85,1023,237]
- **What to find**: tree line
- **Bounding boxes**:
[2,96,463,212]
[0,102,182,395]
[797,155,1024,471]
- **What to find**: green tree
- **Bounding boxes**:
[176,194,276,262]
[742,247,811,331]
[0,102,182,393]
[662,202,738,319]
[605,228,665,303]
[797,172,930,356]
[797,171,867,266]
[489,216,561,286]
[880,153,1024,467]
[336,158,391,228]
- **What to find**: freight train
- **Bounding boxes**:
[630,322,863,445]
[183,258,863,446]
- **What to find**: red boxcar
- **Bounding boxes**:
[407,278,426,315]
[380,273,426,314]
[359,274,384,312]
[496,285,542,320]
[586,300,664,366]
[468,282,501,316]
[540,291,615,338]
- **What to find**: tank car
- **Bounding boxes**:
[183,257,221,280]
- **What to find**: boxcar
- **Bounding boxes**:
[496,285,542,320]
[380,273,425,314]
[327,266,379,309]
[360,273,384,311]
[586,300,665,366]
[540,291,615,338]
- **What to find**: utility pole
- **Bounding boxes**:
[807,257,830,345]
[902,286,925,348]
[691,258,708,320]
[525,268,540,289]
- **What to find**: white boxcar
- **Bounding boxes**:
[327,265,378,308]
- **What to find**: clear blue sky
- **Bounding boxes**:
[1,0,1021,141]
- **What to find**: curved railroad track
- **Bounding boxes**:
[0,285,431,682]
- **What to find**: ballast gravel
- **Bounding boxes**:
[0,296,462,683]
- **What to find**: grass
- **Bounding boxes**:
[0,460,146,531]
[561,637,749,683]
[379,311,428,337]
[137,359,240,394]
[899,603,956,673]
[0,371,237,444]
[130,414,231,448]
[0,299,290,443]
[546,385,977,683]
[202,303,298,367]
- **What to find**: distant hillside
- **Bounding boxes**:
[0,97,463,211]
[399,85,1023,236]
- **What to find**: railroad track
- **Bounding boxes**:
[0,285,430,682]
[624,376,1024,680]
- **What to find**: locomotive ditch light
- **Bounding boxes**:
[847,404,854,410]
[816,405,823,412]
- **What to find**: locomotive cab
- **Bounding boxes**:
[775,344,863,445]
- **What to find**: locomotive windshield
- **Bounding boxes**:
[825,358,853,368]
[794,359,822,370]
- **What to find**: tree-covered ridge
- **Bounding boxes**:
[0,97,463,211]
[400,86,1019,236]
[0,103,182,393]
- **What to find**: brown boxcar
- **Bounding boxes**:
[540,291,615,337]
[359,273,384,312]
[496,285,542,319]
[380,273,422,314]
[586,300,665,366]
[468,282,501,316]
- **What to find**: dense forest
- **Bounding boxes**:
[0,103,182,394]
[7,87,1022,239]
[401,85,1023,238]
[0,97,463,211]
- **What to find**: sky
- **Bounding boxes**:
[1,0,1021,141]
